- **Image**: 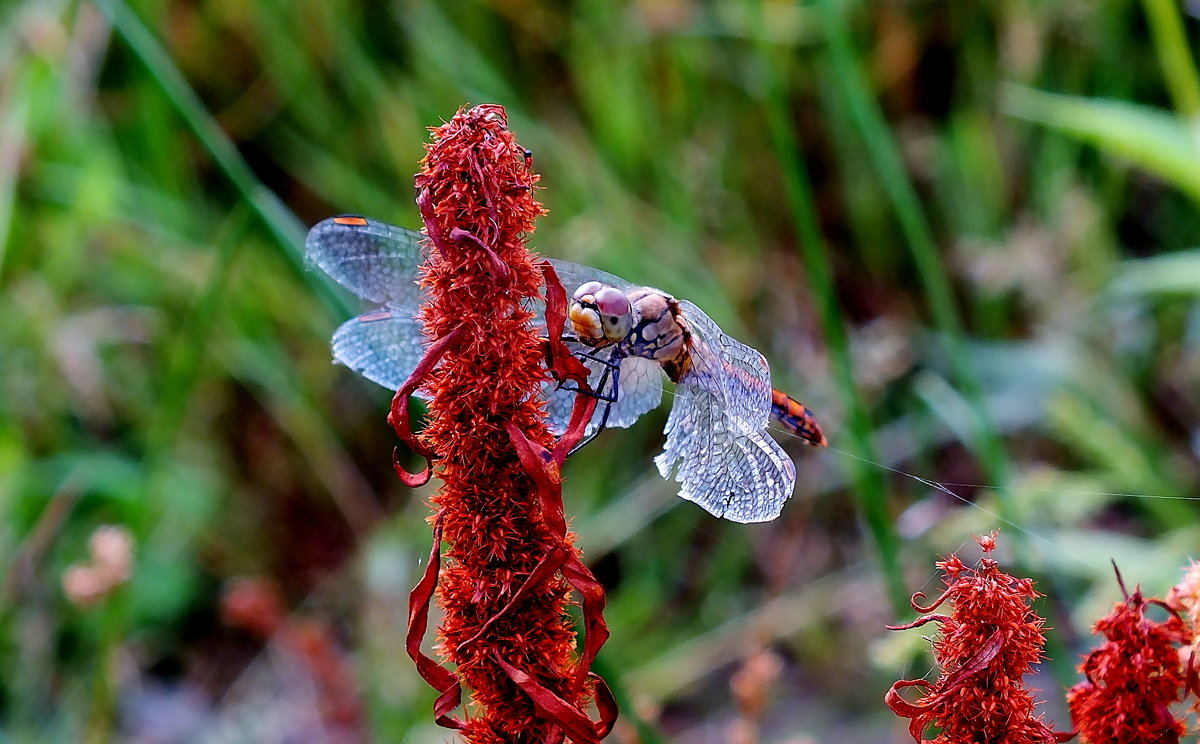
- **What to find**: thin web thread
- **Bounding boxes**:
[764,421,1200,502]
[821,441,1091,569]
[630,389,1200,709]
[762,416,1200,575]
[653,386,1194,574]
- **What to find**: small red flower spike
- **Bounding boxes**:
[886,532,1071,744]
[394,104,614,743]
[1166,559,1200,702]
[1068,565,1192,744]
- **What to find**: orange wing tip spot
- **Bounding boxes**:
[333,215,369,226]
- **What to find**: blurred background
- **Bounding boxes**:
[2,0,1199,741]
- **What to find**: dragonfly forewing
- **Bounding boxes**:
[305,216,427,307]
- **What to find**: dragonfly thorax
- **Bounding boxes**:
[622,288,689,375]
[569,283,689,371]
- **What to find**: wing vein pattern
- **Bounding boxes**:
[308,216,664,430]
[653,301,795,523]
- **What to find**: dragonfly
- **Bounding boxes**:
[306,214,827,523]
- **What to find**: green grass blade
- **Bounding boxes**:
[0,63,30,283]
[1004,84,1200,204]
[1142,0,1200,118]
[751,1,906,611]
[1110,248,1200,295]
[91,0,352,318]
[815,0,1015,511]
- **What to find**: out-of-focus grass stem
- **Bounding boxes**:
[815,0,1016,517]
[1142,0,1200,120]
[134,208,249,536]
[750,1,906,612]
[90,0,350,319]
[0,65,30,284]
[85,590,127,744]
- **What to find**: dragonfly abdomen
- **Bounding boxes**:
[770,390,827,447]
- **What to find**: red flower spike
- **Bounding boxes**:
[504,420,611,701]
[1068,572,1192,744]
[400,104,613,742]
[886,532,1071,744]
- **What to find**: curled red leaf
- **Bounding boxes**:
[540,260,592,391]
[404,510,465,730]
[909,586,953,613]
[386,326,463,485]
[493,650,610,744]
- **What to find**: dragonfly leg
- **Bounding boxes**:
[576,346,622,371]
[556,347,620,403]
[568,352,622,457]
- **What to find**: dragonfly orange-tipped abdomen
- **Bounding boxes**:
[770,389,827,447]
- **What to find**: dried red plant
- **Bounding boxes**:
[1068,568,1192,744]
[886,532,1070,744]
[728,648,783,744]
[391,104,613,743]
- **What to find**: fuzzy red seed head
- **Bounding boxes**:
[1068,585,1191,744]
[400,104,612,743]
[887,533,1068,744]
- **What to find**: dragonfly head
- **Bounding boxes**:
[569,281,633,346]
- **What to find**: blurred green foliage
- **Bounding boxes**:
[2,0,1199,741]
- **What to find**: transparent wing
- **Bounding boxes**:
[653,301,796,522]
[309,217,647,417]
[543,350,664,436]
[331,309,432,401]
[603,355,666,429]
[305,215,427,307]
[545,257,633,295]
[306,216,631,311]
[307,215,431,395]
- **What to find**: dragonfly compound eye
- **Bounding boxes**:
[573,281,604,302]
[594,287,631,318]
[594,287,633,341]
